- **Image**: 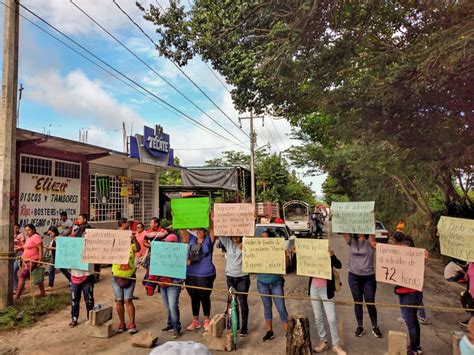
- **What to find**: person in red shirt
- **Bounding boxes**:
[14,224,45,300]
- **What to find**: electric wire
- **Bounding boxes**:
[112,0,249,138]
[70,0,244,144]
[203,61,232,94]
[14,1,247,148]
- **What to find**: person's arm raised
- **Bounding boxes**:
[209,212,216,243]
[342,233,351,244]
[368,234,377,248]
[179,229,190,243]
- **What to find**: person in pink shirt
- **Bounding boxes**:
[135,222,148,257]
[14,224,45,300]
[460,262,474,327]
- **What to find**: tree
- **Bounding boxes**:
[159,157,182,185]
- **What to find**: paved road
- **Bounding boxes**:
[0,224,466,354]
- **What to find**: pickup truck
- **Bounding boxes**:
[283,200,311,237]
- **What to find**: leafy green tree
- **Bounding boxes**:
[159,157,182,185]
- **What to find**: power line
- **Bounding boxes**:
[70,0,244,144]
[174,144,241,151]
[203,61,232,94]
[268,116,286,149]
[14,2,247,149]
[263,121,281,152]
[112,0,249,139]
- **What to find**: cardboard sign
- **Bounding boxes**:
[149,241,188,279]
[171,197,210,229]
[242,237,285,274]
[376,243,425,291]
[82,229,131,264]
[438,216,474,262]
[213,203,255,236]
[296,239,331,279]
[331,201,375,234]
[55,237,91,271]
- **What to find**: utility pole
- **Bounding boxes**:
[0,0,20,309]
[239,111,263,205]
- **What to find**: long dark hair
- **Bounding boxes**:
[25,224,37,234]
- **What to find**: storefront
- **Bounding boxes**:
[15,126,177,238]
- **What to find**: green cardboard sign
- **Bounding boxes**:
[171,197,210,229]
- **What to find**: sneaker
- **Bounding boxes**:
[418,318,430,325]
[397,317,406,324]
[460,319,470,327]
[372,327,383,338]
[203,319,210,331]
[116,322,127,333]
[262,330,274,342]
[332,345,347,355]
[160,325,173,333]
[354,327,365,337]
[128,323,138,334]
[173,330,182,339]
[69,319,78,328]
[45,287,54,292]
[240,327,248,337]
[186,319,201,331]
[313,341,329,353]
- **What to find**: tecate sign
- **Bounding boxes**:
[144,125,170,155]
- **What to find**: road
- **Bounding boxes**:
[0,224,466,354]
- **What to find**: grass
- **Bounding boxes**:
[0,293,70,331]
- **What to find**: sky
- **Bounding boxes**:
[0,0,326,196]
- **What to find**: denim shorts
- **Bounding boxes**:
[111,276,136,301]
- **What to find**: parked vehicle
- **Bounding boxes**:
[254,223,296,272]
[283,200,311,237]
[256,202,280,222]
[375,221,390,243]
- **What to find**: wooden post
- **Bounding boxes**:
[286,315,312,355]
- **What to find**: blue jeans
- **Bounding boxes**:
[71,275,94,321]
[348,272,378,327]
[111,277,136,301]
[161,285,182,332]
[399,292,423,352]
[13,257,21,290]
[48,263,72,287]
[257,279,288,323]
[310,285,340,346]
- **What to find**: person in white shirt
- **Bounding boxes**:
[57,211,73,236]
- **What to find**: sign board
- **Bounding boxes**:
[295,239,331,279]
[149,241,188,279]
[376,243,425,291]
[82,229,131,264]
[55,237,91,271]
[242,237,285,274]
[438,216,474,261]
[129,125,174,168]
[331,201,375,234]
[171,197,210,229]
[213,203,255,236]
[18,156,81,238]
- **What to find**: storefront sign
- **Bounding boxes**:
[129,125,175,168]
[19,165,81,236]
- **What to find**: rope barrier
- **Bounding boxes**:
[1,255,472,313]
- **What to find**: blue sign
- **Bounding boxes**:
[55,237,90,271]
[149,241,188,279]
[129,125,175,167]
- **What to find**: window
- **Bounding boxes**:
[55,161,81,179]
[21,155,52,175]
[89,175,126,222]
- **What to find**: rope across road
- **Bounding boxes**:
[1,256,471,314]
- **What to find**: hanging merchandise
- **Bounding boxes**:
[119,176,129,197]
[96,176,110,204]
[133,181,142,202]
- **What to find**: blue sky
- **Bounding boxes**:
[0,0,326,196]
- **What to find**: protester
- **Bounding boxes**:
[460,317,474,355]
[74,213,100,282]
[392,233,426,355]
[145,225,183,339]
[342,233,382,338]
[179,220,216,332]
[14,224,45,300]
[309,247,346,354]
[57,211,73,236]
[12,223,25,294]
[45,226,71,291]
[112,218,141,334]
[395,220,406,232]
[257,230,289,342]
[445,260,466,283]
[134,222,148,257]
[460,262,474,327]
[217,234,250,337]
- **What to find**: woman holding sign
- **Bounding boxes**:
[308,248,347,355]
[180,223,216,332]
[343,233,382,338]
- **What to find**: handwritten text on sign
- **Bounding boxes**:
[331,201,375,235]
[214,203,255,236]
[242,237,285,274]
[296,239,331,279]
[149,241,188,279]
[437,216,474,262]
[376,243,425,291]
[82,229,131,264]
[55,237,91,271]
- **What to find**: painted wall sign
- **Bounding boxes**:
[18,157,81,237]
